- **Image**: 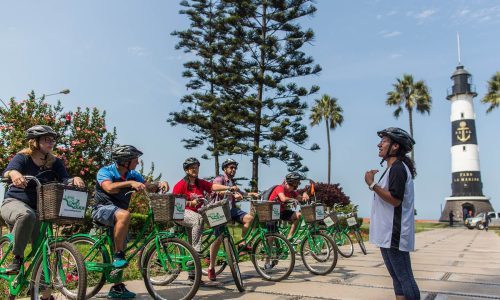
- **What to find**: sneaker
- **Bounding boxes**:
[238,243,252,256]
[5,256,22,274]
[207,268,216,281]
[107,283,136,299]
[112,251,128,269]
[40,296,55,300]
[264,260,277,270]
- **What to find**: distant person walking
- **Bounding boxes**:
[485,213,491,231]
[365,127,420,300]
[449,210,454,227]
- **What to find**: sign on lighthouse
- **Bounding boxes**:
[440,63,493,223]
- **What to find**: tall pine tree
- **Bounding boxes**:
[229,0,321,190]
[169,0,246,175]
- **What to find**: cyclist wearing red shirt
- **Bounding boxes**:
[268,172,309,239]
[172,157,237,256]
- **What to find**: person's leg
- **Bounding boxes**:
[113,209,131,253]
[288,211,300,239]
[386,248,421,300]
[380,248,405,299]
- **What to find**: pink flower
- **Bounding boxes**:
[80,170,85,175]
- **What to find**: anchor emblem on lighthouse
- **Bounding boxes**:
[455,121,471,142]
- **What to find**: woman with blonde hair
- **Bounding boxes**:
[1,125,84,277]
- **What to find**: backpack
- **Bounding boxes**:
[261,185,278,201]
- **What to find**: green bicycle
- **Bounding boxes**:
[69,191,201,300]
[0,176,87,300]
[322,206,366,256]
[277,201,338,275]
[198,198,295,282]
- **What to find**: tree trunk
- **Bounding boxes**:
[251,0,267,192]
[326,119,331,185]
[408,108,414,161]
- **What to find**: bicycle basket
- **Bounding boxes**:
[199,199,231,228]
[149,193,186,223]
[251,201,281,222]
[322,211,338,227]
[301,203,325,223]
[37,183,89,224]
[346,213,358,227]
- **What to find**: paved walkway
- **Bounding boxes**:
[94,227,500,299]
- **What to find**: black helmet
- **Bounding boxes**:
[26,125,58,140]
[112,145,143,163]
[221,158,238,170]
[285,172,302,184]
[183,157,200,170]
[377,127,415,153]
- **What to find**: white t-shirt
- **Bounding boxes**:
[369,160,415,252]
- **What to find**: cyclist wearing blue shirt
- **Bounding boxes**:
[92,144,169,299]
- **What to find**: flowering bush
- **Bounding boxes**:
[0,91,117,186]
[298,182,351,208]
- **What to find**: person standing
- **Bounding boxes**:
[449,210,454,227]
[365,127,420,300]
[485,213,491,231]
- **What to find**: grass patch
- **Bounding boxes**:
[415,222,447,233]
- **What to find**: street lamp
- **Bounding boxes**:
[0,89,71,109]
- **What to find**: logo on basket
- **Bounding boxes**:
[175,203,184,212]
[208,212,224,222]
[62,196,85,211]
[272,207,280,215]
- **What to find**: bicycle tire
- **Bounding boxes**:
[354,230,367,255]
[30,241,87,300]
[142,237,201,300]
[69,235,109,299]
[223,236,245,292]
[300,232,338,275]
[0,235,14,269]
[251,232,295,282]
[333,231,354,258]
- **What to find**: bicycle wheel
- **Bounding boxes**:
[354,230,367,255]
[143,237,201,300]
[300,232,338,275]
[251,233,295,282]
[223,236,244,292]
[333,231,354,258]
[0,236,14,269]
[30,241,87,300]
[69,235,109,299]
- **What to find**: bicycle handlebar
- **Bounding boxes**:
[2,175,42,188]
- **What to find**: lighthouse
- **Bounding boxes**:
[440,64,493,223]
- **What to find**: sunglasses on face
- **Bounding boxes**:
[228,166,238,170]
[289,183,299,189]
[42,137,57,144]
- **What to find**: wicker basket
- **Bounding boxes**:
[301,204,325,223]
[251,202,281,222]
[199,200,231,228]
[37,183,89,224]
[149,193,186,223]
[322,212,338,227]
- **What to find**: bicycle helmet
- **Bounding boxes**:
[285,172,302,184]
[112,145,143,163]
[377,127,415,153]
[183,157,200,170]
[221,158,238,170]
[26,125,58,140]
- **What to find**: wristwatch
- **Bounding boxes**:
[368,182,376,191]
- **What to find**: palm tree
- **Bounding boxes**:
[386,74,432,161]
[310,94,344,184]
[481,71,500,113]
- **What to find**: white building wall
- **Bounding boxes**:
[451,144,480,172]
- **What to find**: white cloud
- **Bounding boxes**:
[415,9,437,19]
[390,53,403,59]
[453,5,500,24]
[459,9,470,16]
[378,30,402,38]
[128,46,148,57]
[383,31,401,38]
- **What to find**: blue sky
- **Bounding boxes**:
[1,1,499,219]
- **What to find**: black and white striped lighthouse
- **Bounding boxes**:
[440,64,493,222]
